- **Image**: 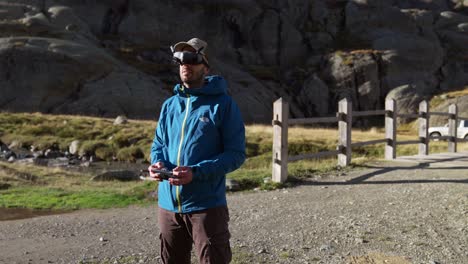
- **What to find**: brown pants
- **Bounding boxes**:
[158,206,232,264]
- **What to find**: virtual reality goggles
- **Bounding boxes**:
[171,46,209,67]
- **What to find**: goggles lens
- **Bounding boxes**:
[173,51,204,65]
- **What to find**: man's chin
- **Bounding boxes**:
[181,75,192,82]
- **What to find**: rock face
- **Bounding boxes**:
[0,0,468,123]
[429,94,468,126]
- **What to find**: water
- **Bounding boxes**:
[0,208,71,221]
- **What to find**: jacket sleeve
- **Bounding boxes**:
[150,102,176,170]
[191,98,246,181]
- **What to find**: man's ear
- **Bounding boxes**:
[203,66,209,75]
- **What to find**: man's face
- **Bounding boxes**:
[178,47,208,88]
[179,63,207,87]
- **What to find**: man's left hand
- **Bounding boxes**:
[170,166,193,185]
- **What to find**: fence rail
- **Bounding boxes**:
[352,110,386,117]
[272,98,465,183]
[289,116,339,125]
[289,150,340,162]
[398,113,419,119]
[351,139,388,148]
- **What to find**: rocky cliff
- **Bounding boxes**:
[0,0,467,123]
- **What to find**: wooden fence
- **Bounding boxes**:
[272,98,468,183]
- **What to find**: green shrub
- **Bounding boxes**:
[95,146,115,161]
[22,125,55,136]
[78,141,107,156]
[112,133,131,148]
[116,146,144,162]
[245,142,260,157]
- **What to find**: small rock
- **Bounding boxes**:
[69,140,80,155]
[45,149,62,159]
[258,249,267,254]
[99,237,107,242]
[7,156,15,162]
[0,140,9,152]
[355,238,368,244]
[319,244,333,252]
[32,151,44,158]
[113,115,128,125]
[65,24,79,31]
[8,140,19,149]
[48,157,69,167]
[226,178,240,191]
[4,150,16,160]
[428,261,440,264]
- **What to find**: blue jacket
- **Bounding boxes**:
[150,75,246,213]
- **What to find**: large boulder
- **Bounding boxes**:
[0,37,114,113]
[393,0,450,12]
[436,11,468,69]
[346,1,419,41]
[373,34,443,94]
[295,74,330,117]
[321,51,382,112]
[0,37,170,117]
[345,1,446,115]
[429,94,468,126]
[212,60,276,122]
[250,10,308,68]
[439,60,468,91]
[386,83,433,118]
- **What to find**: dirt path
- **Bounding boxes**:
[0,157,467,264]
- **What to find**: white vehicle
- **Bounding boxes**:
[428,120,468,140]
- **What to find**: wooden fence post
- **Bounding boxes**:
[385,99,397,159]
[448,104,458,153]
[418,100,429,155]
[272,98,288,183]
[338,98,352,166]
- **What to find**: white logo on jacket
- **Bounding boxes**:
[199,116,210,123]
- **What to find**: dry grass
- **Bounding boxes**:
[442,86,468,98]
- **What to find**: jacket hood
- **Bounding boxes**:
[174,75,227,96]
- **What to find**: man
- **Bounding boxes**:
[148,38,245,264]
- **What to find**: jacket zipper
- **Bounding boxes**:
[176,95,191,212]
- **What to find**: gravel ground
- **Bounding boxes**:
[0,158,467,264]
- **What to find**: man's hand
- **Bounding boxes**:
[148,162,166,181]
[170,166,193,185]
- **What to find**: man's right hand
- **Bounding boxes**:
[148,162,166,181]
